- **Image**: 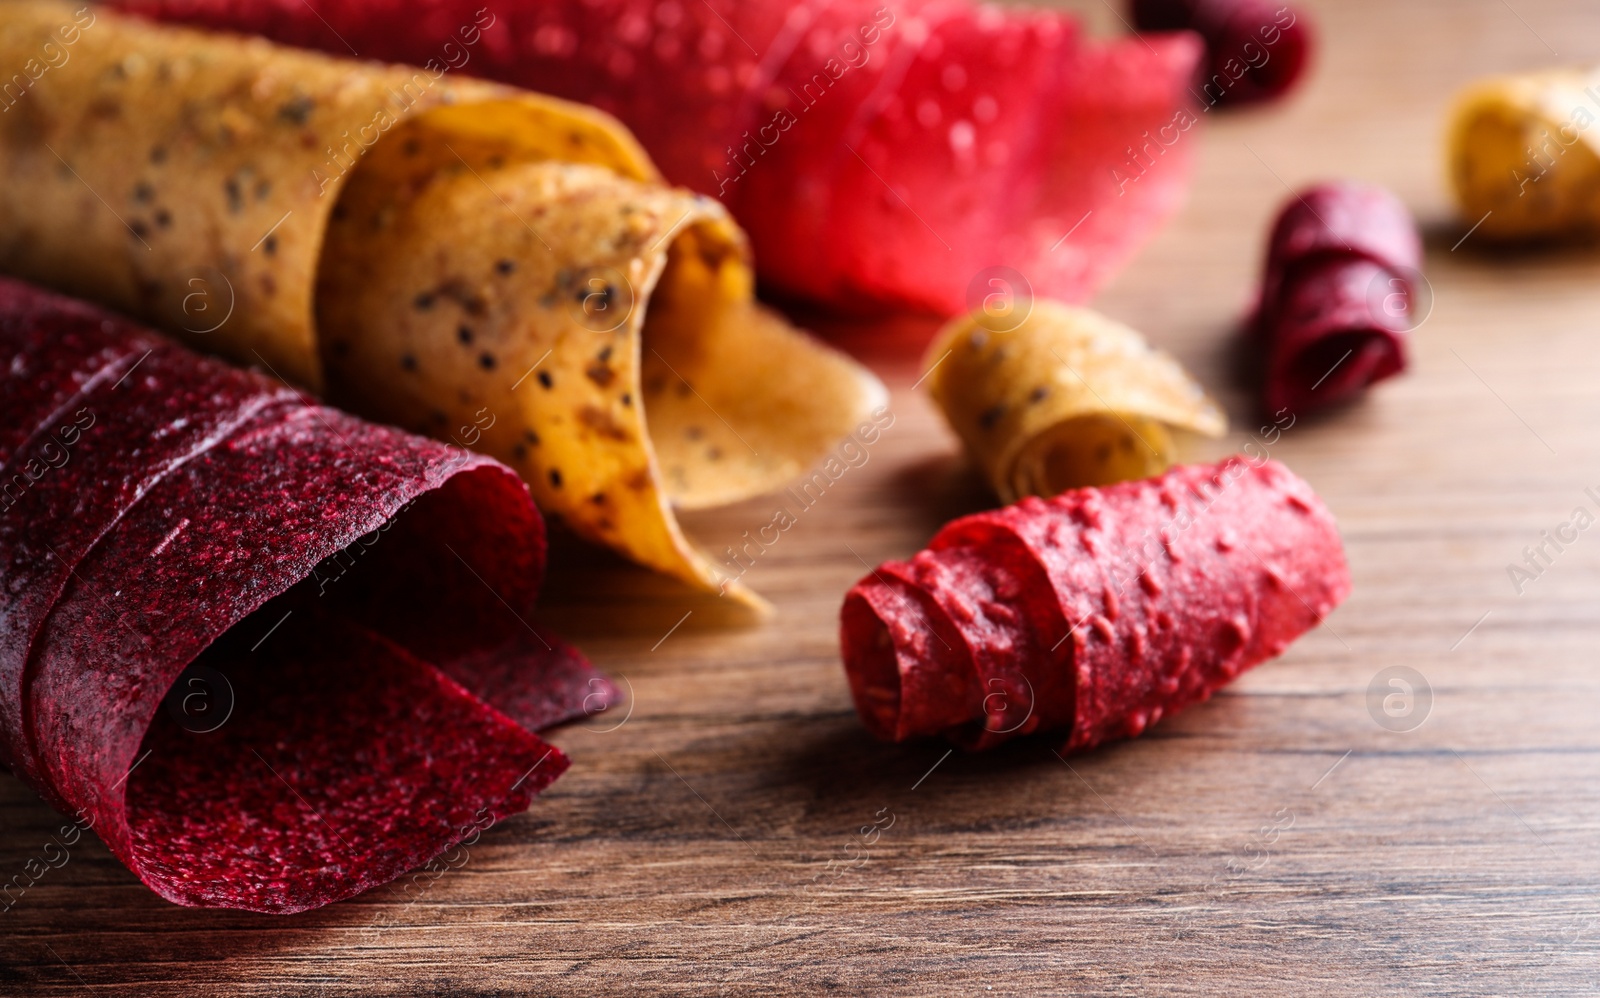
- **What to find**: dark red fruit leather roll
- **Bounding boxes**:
[1132,0,1311,107]
[111,0,1203,317]
[0,277,615,912]
[841,458,1349,751]
[1255,181,1421,417]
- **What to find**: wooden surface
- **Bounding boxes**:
[7,0,1600,993]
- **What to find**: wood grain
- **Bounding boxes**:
[6,0,1600,993]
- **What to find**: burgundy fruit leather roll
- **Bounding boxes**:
[111,0,1203,317]
[841,458,1349,751]
[1132,0,1312,107]
[0,278,615,912]
[1255,181,1421,417]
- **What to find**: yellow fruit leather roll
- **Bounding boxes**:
[1449,68,1600,239]
[923,302,1225,503]
[0,1,885,607]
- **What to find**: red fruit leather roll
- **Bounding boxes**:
[841,458,1349,751]
[1132,0,1311,107]
[110,0,1203,316]
[1255,181,1421,417]
[0,278,615,912]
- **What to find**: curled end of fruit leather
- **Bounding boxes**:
[1255,181,1421,417]
[923,301,1226,502]
[0,278,613,913]
[840,458,1349,752]
[1448,67,1600,240]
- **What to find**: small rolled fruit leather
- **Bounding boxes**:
[840,457,1350,751]
[1449,68,1600,240]
[1254,181,1420,417]
[1133,0,1313,107]
[923,300,1226,503]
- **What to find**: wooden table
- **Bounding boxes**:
[6,0,1600,992]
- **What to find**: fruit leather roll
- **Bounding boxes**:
[923,301,1225,503]
[1132,0,1312,107]
[840,458,1349,751]
[0,2,885,606]
[0,277,616,912]
[1449,68,1600,240]
[112,0,1206,316]
[1253,182,1420,417]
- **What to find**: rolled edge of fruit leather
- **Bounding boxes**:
[1449,67,1600,240]
[0,1,653,390]
[839,457,1350,751]
[0,1,887,607]
[1254,181,1419,416]
[0,275,576,913]
[923,301,1226,503]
